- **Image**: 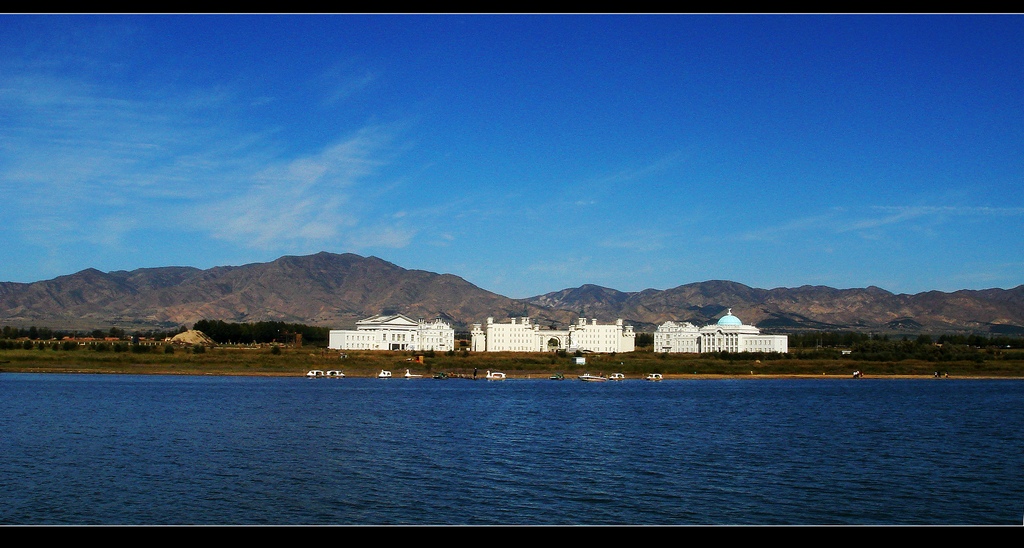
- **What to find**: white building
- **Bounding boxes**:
[653,320,701,353]
[471,317,554,352]
[654,309,788,353]
[471,317,635,353]
[568,317,636,353]
[328,314,455,352]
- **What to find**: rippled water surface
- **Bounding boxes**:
[2,374,1022,525]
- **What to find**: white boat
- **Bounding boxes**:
[306,369,324,378]
[609,373,626,381]
[404,369,423,379]
[578,373,607,382]
[485,370,506,381]
[645,373,663,382]
[378,370,392,379]
[326,370,345,378]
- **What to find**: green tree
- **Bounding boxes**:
[635,333,654,347]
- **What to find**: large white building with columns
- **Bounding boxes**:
[328,314,455,352]
[471,316,636,353]
[654,309,788,354]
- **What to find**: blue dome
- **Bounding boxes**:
[717,309,742,326]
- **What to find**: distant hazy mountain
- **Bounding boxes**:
[1,252,1022,334]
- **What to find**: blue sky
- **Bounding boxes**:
[1,14,1022,298]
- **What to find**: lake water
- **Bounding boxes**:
[1,373,1022,525]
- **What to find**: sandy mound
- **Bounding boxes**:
[169,329,216,346]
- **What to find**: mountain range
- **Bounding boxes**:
[1,251,1022,335]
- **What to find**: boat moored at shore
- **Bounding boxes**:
[485,370,506,381]
[609,373,625,381]
[645,373,663,381]
[378,370,392,379]
[578,373,607,382]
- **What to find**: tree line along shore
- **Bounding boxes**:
[3,319,1023,378]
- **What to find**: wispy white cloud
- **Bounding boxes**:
[587,149,689,187]
[427,232,456,247]
[197,126,395,249]
[320,69,378,106]
[559,149,691,209]
[0,59,415,257]
[839,205,1024,242]
[0,73,259,203]
[737,212,836,242]
[738,205,1024,243]
[860,205,1024,223]
[84,216,139,249]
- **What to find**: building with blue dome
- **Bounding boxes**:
[653,308,788,353]
[716,310,743,326]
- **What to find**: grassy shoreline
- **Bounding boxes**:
[2,346,1022,379]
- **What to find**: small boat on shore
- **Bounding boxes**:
[405,369,423,379]
[378,370,392,379]
[485,371,506,381]
[609,373,625,381]
[645,373,663,382]
[326,370,345,378]
[549,373,565,380]
[578,373,607,382]
[306,369,324,378]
